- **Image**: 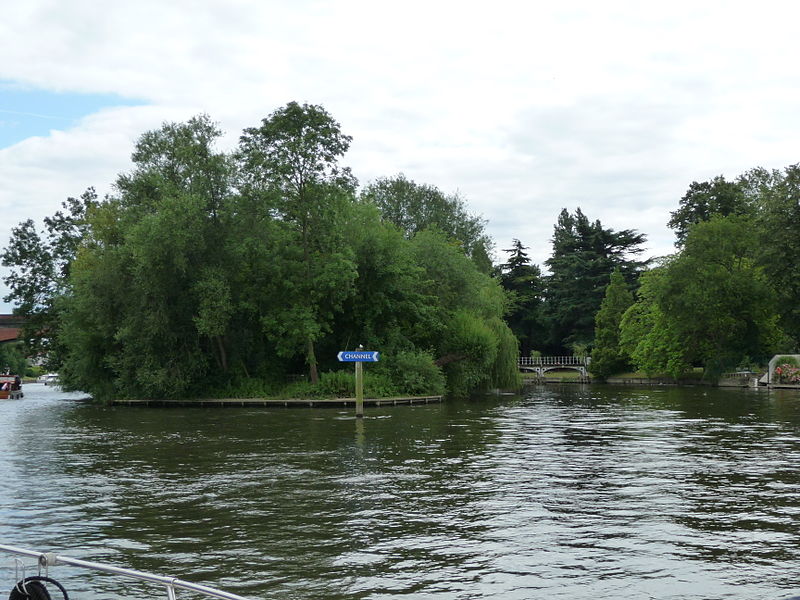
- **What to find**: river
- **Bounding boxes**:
[1,383,799,599]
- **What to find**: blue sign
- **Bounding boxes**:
[337,351,380,362]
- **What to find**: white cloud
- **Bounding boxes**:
[2,0,800,308]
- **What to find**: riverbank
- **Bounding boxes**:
[109,395,443,407]
[522,373,767,388]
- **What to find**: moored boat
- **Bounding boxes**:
[0,374,22,400]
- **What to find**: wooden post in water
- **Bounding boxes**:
[355,359,364,418]
[337,344,378,418]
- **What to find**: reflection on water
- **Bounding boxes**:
[1,383,799,599]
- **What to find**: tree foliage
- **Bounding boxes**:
[664,164,800,353]
[590,267,634,379]
[1,188,97,366]
[750,164,800,347]
[238,103,358,383]
[621,216,780,378]
[544,208,647,353]
[3,105,518,401]
[499,239,545,356]
[0,342,27,376]
[361,173,492,272]
[667,175,750,245]
[619,267,690,378]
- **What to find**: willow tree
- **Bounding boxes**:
[409,230,520,397]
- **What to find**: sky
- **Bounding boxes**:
[2,0,800,312]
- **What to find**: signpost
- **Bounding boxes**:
[337,346,379,417]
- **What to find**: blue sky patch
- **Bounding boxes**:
[0,81,145,148]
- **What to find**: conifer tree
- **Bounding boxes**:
[499,239,544,356]
[544,208,647,352]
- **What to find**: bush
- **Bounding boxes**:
[375,350,445,396]
[221,377,280,398]
[279,379,317,399]
[315,370,355,398]
[285,370,400,399]
[364,371,400,398]
[25,364,45,378]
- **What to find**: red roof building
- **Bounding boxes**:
[0,315,24,344]
[0,328,21,343]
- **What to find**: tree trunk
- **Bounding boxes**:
[307,338,319,384]
[215,335,228,372]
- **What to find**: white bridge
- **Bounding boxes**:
[518,355,591,377]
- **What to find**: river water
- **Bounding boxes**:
[1,383,799,599]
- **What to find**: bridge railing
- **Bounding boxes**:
[518,356,591,366]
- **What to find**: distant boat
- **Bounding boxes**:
[41,373,59,386]
[0,374,22,400]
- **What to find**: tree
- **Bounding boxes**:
[669,165,800,349]
[667,175,750,245]
[408,230,519,397]
[499,239,545,356]
[1,188,97,366]
[750,164,800,348]
[59,116,238,398]
[590,267,634,379]
[543,208,647,353]
[325,202,434,356]
[619,267,690,378]
[0,342,27,376]
[238,102,358,383]
[360,173,493,272]
[621,216,781,378]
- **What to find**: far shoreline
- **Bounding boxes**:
[106,395,444,408]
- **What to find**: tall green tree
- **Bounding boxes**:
[360,173,493,272]
[544,208,647,353]
[667,175,750,245]
[2,188,97,365]
[750,164,800,347]
[238,102,358,383]
[621,216,781,378]
[499,239,545,356]
[325,202,434,356]
[669,165,799,349]
[590,267,634,379]
[60,116,238,398]
[619,266,690,378]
